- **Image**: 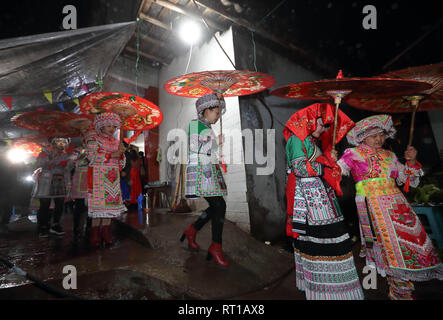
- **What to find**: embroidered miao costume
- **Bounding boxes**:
[185,95,227,199]
[338,115,443,299]
[86,113,127,219]
[71,131,95,200]
[284,103,364,300]
[32,146,73,199]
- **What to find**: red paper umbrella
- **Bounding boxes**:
[345,62,443,145]
[11,110,72,132]
[164,70,275,97]
[12,135,49,157]
[271,70,433,146]
[79,92,163,131]
[40,113,95,138]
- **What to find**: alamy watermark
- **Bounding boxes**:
[166,128,275,176]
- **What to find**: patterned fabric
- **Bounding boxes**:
[284,103,354,195]
[31,150,73,198]
[338,144,423,186]
[294,249,364,300]
[185,119,227,198]
[71,150,89,199]
[338,146,443,282]
[286,128,364,300]
[387,278,415,300]
[94,112,122,137]
[346,114,396,146]
[195,93,226,119]
[86,127,126,218]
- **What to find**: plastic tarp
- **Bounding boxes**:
[0,21,136,139]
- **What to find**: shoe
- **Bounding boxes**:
[49,224,65,236]
[206,242,229,268]
[101,225,114,245]
[180,224,200,251]
[38,228,49,238]
[89,226,101,247]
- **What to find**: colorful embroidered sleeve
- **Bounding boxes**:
[394,153,423,188]
[286,135,323,177]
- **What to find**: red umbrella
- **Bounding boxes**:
[271,70,432,146]
[79,92,163,142]
[11,135,48,157]
[164,70,275,97]
[164,70,275,172]
[345,62,443,145]
[11,110,94,138]
[11,110,71,132]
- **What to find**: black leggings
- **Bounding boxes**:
[73,199,87,235]
[192,196,226,244]
[37,198,64,229]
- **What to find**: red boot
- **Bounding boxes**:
[207,242,229,268]
[90,226,101,247]
[101,225,114,245]
[180,224,200,251]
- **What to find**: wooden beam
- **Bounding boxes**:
[153,0,224,31]
[126,46,169,65]
[139,12,172,31]
[137,0,150,16]
[139,34,168,48]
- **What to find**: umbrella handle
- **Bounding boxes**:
[332,97,341,147]
[220,114,227,173]
[408,103,420,146]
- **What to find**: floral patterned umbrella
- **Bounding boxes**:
[79,92,163,131]
[164,70,275,97]
[11,135,49,157]
[11,110,94,138]
[11,110,71,132]
[345,62,443,113]
[271,70,433,146]
[344,62,442,145]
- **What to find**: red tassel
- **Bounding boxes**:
[403,176,410,193]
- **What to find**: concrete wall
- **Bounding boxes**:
[158,27,250,232]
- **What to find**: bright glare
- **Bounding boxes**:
[7,148,29,164]
[25,175,34,182]
[179,20,201,44]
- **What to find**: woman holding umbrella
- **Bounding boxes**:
[180,93,229,268]
[337,114,443,300]
[284,102,364,300]
[85,112,127,247]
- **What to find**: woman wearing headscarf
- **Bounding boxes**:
[337,114,443,299]
[180,93,229,268]
[86,112,127,247]
[284,102,364,300]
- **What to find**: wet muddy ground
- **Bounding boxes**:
[0,208,442,300]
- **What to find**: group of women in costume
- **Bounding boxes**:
[31,92,442,300]
[32,112,128,246]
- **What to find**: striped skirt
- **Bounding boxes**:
[291,177,364,300]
